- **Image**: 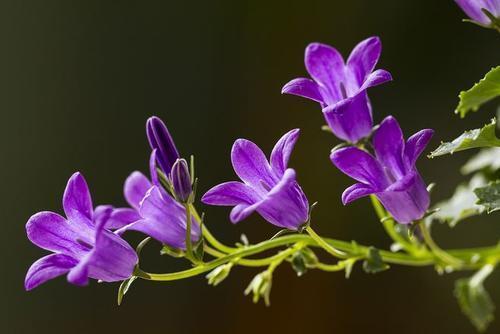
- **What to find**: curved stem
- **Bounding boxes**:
[419,221,463,268]
[188,203,237,253]
[204,244,284,267]
[184,203,194,261]
[305,226,348,259]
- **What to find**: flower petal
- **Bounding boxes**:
[342,183,376,205]
[255,169,309,229]
[376,173,430,224]
[231,138,276,189]
[202,181,259,206]
[373,116,406,178]
[25,254,78,291]
[455,0,495,25]
[347,36,381,85]
[26,211,93,258]
[322,91,373,143]
[404,129,434,168]
[94,205,141,230]
[359,69,392,91]
[270,129,300,176]
[149,149,160,187]
[146,116,180,175]
[63,172,93,223]
[119,187,200,250]
[82,218,138,283]
[229,202,261,224]
[330,147,388,190]
[305,43,345,101]
[281,78,324,103]
[124,171,152,210]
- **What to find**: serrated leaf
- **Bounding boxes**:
[455,265,495,332]
[117,276,138,306]
[429,119,500,157]
[431,174,487,227]
[456,66,500,118]
[474,180,500,213]
[362,247,389,274]
[462,148,500,174]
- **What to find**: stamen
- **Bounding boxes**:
[339,82,348,99]
[76,238,93,250]
[259,180,271,192]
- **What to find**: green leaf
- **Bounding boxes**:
[117,276,138,306]
[462,148,500,174]
[455,265,496,332]
[431,174,487,227]
[362,247,389,274]
[474,180,500,213]
[429,119,500,157]
[456,66,500,118]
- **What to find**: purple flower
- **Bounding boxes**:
[146,116,180,176]
[116,151,200,250]
[201,129,309,230]
[330,116,433,224]
[25,173,138,290]
[455,0,500,26]
[282,37,392,143]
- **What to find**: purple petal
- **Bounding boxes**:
[255,169,309,230]
[124,171,152,210]
[94,205,141,230]
[359,69,392,91]
[119,187,200,250]
[231,138,277,188]
[82,219,138,282]
[322,91,373,143]
[26,211,93,258]
[63,172,93,223]
[202,181,259,206]
[230,202,262,224]
[67,258,90,286]
[376,173,430,224]
[342,183,376,205]
[270,129,300,176]
[347,36,381,85]
[404,129,434,168]
[330,147,388,190]
[281,78,324,103]
[305,43,345,102]
[373,116,406,178]
[149,149,160,187]
[454,0,497,25]
[25,254,78,291]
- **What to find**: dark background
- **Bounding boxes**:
[1,1,499,333]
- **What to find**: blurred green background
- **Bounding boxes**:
[1,1,499,333]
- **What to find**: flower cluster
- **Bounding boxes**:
[25,36,433,291]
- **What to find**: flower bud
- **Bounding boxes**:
[206,263,233,286]
[146,116,180,175]
[244,271,272,306]
[171,158,192,202]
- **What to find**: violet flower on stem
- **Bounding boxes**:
[331,116,434,224]
[282,37,392,143]
[202,129,309,230]
[25,173,138,290]
[455,0,500,27]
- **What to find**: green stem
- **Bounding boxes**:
[204,244,284,267]
[419,222,463,268]
[305,226,348,259]
[184,203,195,262]
[370,195,421,255]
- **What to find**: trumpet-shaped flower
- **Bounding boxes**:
[25,173,138,290]
[202,129,309,230]
[282,37,392,143]
[330,116,433,224]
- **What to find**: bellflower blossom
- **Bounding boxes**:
[116,151,201,250]
[330,116,434,224]
[282,37,392,143]
[146,116,180,176]
[201,129,309,230]
[25,173,138,290]
[455,0,500,26]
